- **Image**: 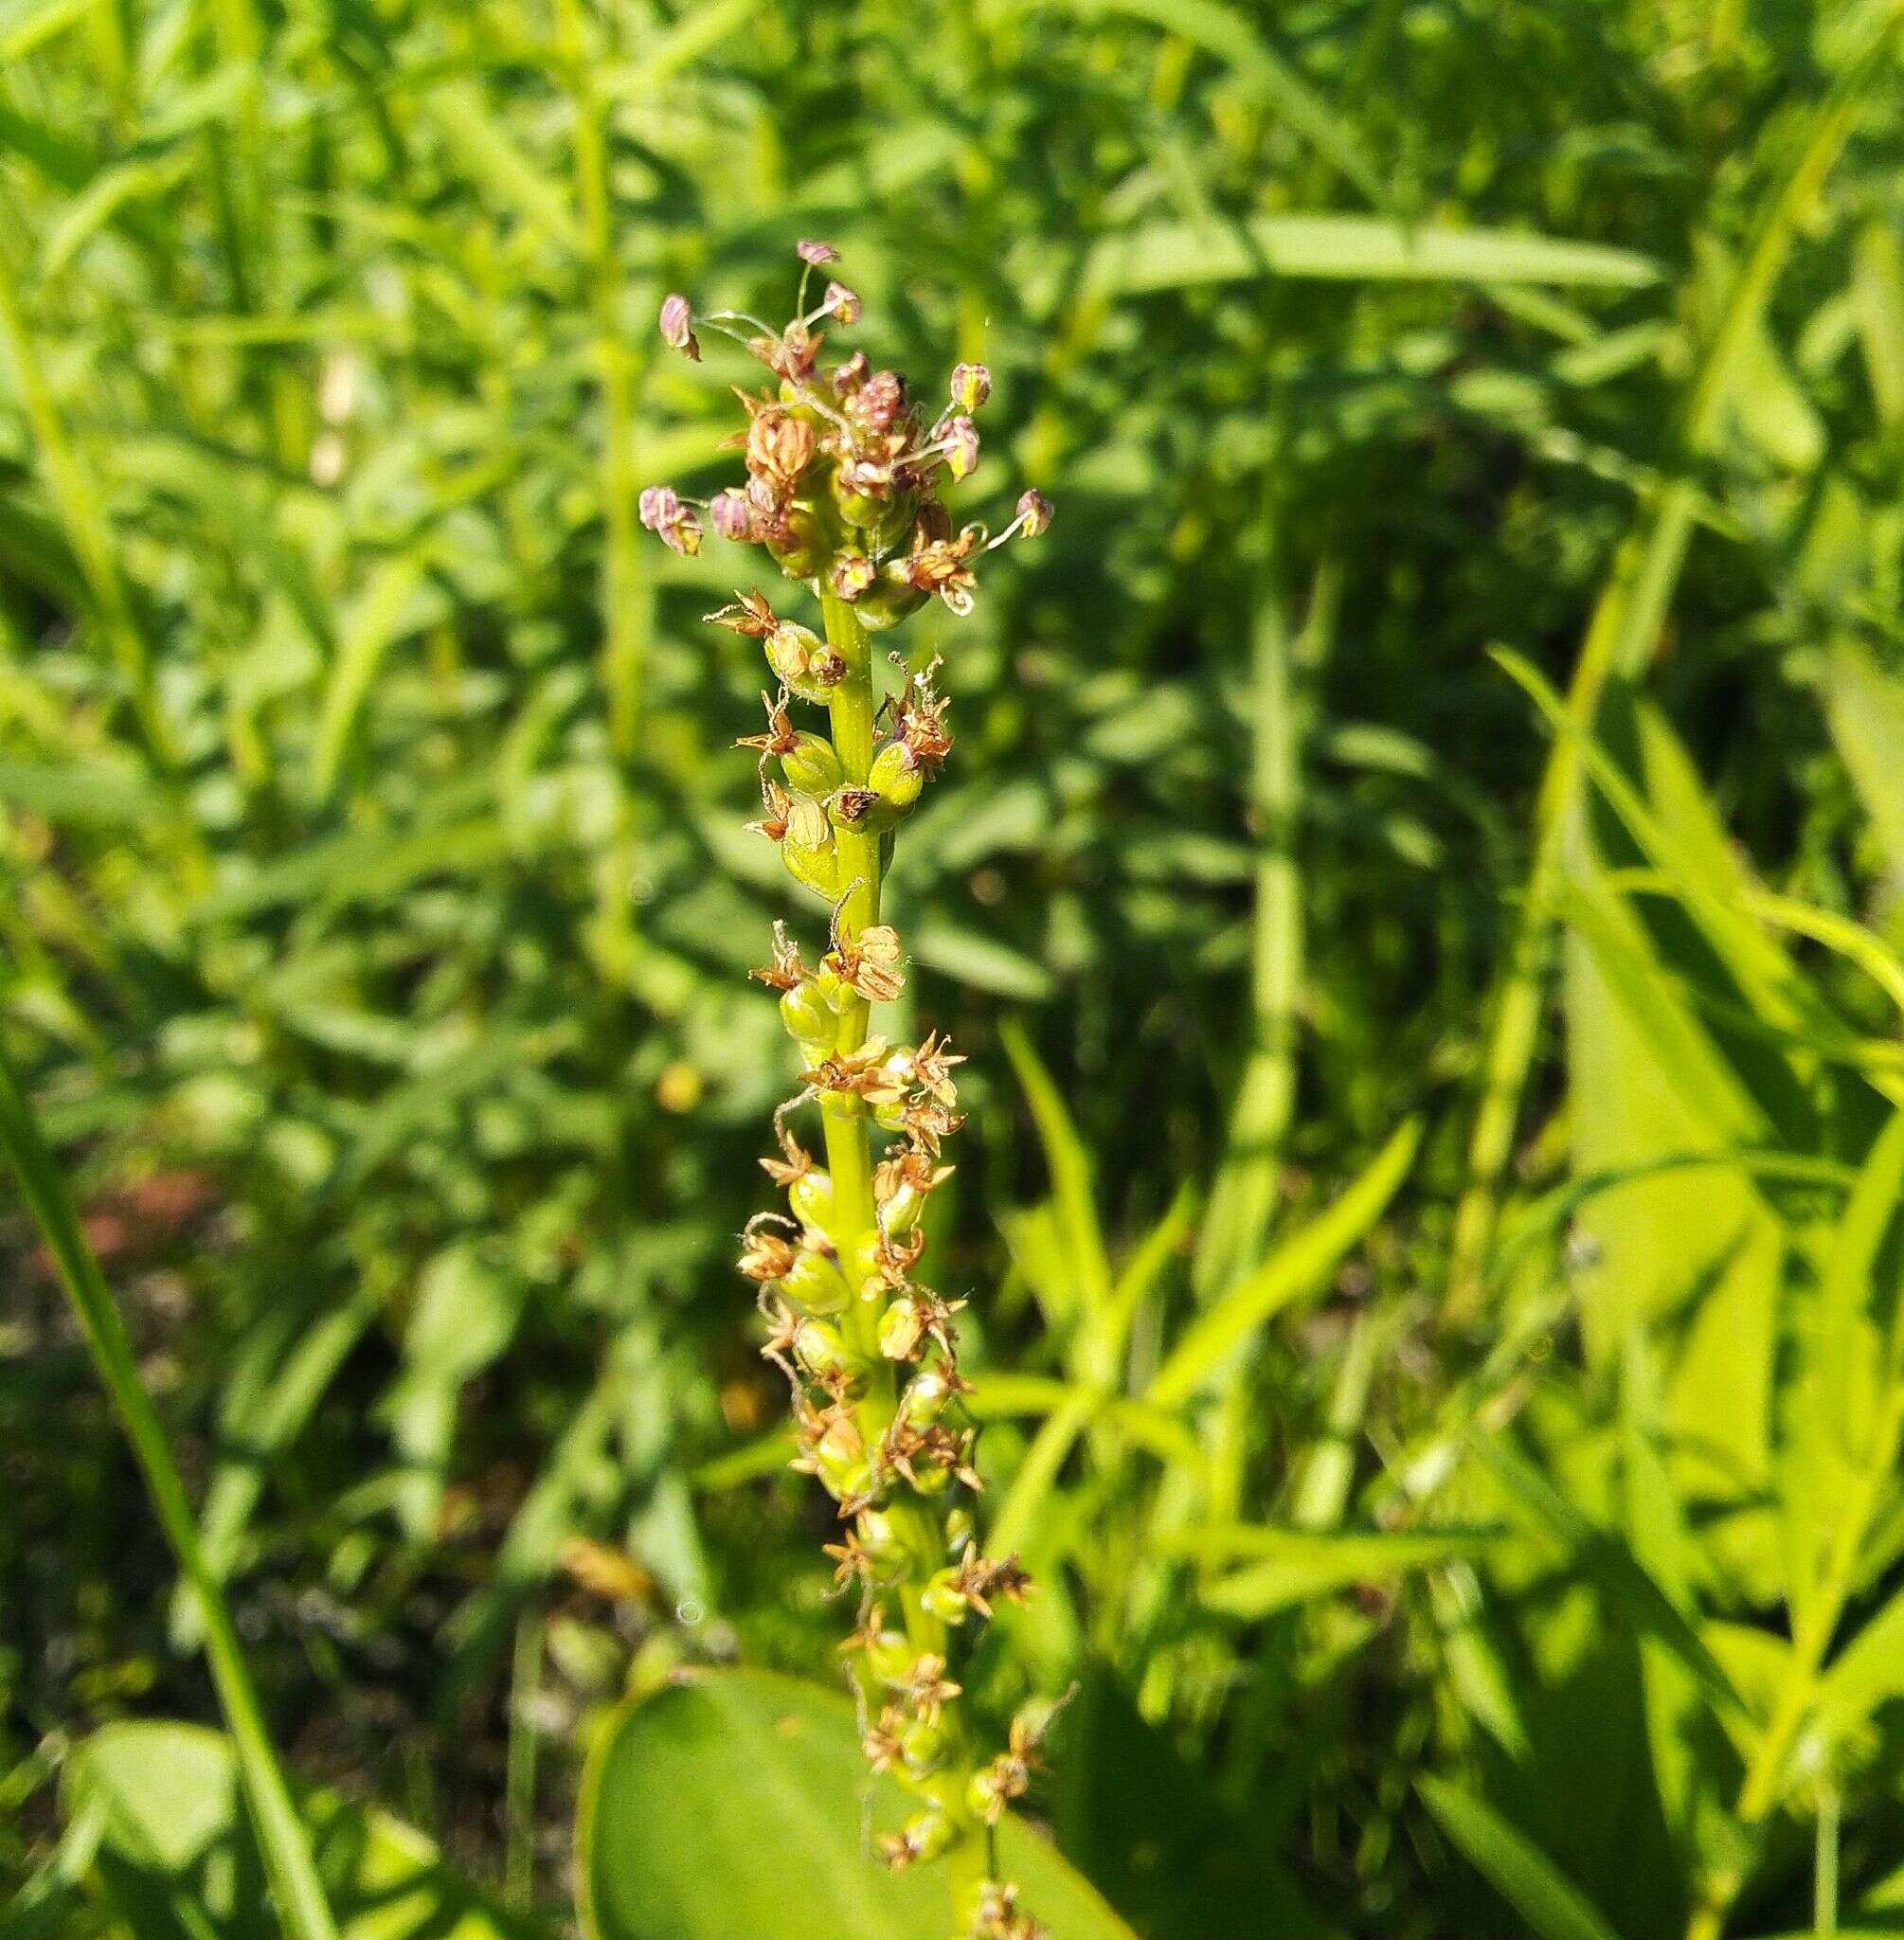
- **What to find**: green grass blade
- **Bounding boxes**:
[1083,214,1661,299]
[1445,13,1904,1314]
[1001,1016,1113,1317]
[1419,1776,1626,1940]
[0,1052,340,1940]
[1147,1116,1420,1408]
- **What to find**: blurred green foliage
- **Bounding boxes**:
[6,0,1904,1936]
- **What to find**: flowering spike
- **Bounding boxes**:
[638,249,1051,1940]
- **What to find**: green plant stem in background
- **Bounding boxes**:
[1445,17,1904,1320]
[0,1051,341,1940]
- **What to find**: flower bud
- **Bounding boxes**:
[710,487,755,541]
[797,239,840,265]
[949,362,991,411]
[1015,487,1052,537]
[781,731,843,796]
[824,280,861,325]
[658,293,700,361]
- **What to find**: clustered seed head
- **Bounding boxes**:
[645,245,1052,1940]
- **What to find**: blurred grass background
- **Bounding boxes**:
[6,1,1904,1935]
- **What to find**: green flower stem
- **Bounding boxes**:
[814,588,982,1922]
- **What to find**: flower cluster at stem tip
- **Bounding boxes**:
[644,245,1053,1940]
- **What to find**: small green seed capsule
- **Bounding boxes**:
[943,1508,976,1555]
[920,1568,967,1624]
[900,1717,949,1776]
[900,1369,954,1426]
[856,1508,908,1578]
[881,1182,926,1236]
[868,741,925,812]
[766,504,834,581]
[794,1318,850,1380]
[909,1459,953,1497]
[783,1244,853,1315]
[879,1299,926,1361]
[853,571,931,633]
[966,1772,1003,1823]
[901,1808,957,1867]
[780,981,836,1052]
[788,1169,836,1234]
[782,824,840,899]
[781,732,842,796]
[825,784,904,835]
[865,1628,913,1685]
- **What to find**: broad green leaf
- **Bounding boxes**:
[577,1671,1136,1940]
[1082,216,1660,300]
[63,1721,541,1940]
[1147,1117,1420,1407]
[1419,1777,1626,1940]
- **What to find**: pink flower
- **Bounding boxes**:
[638,485,703,556]
[797,240,840,265]
[949,363,991,411]
[658,294,699,361]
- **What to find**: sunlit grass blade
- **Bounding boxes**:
[1147,1116,1419,1409]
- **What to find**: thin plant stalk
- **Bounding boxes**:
[0,1051,341,1940]
[1444,24,1904,1320]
